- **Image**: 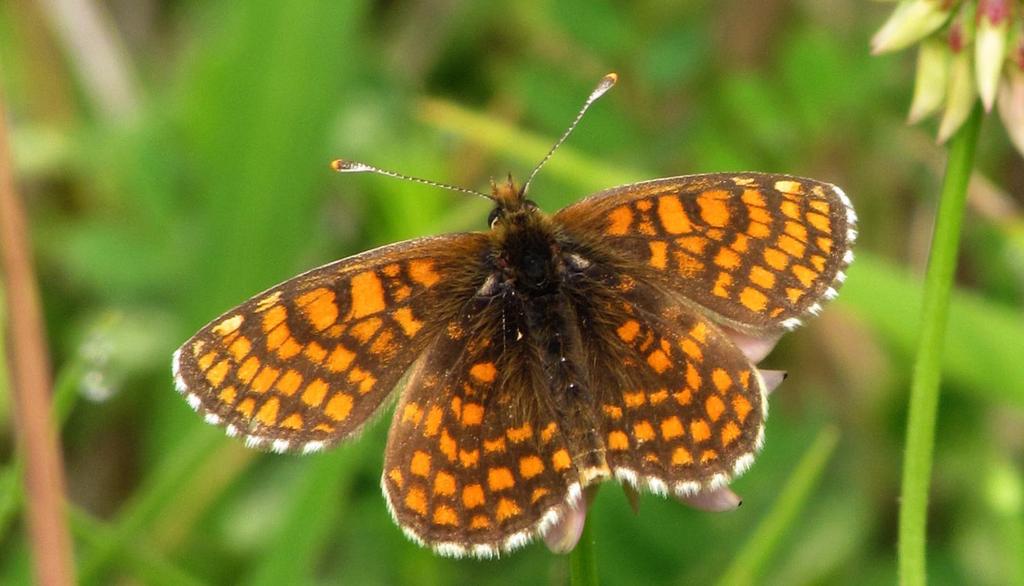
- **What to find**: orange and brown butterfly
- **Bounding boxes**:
[172,73,856,558]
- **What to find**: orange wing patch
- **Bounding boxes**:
[297,288,339,330]
[348,271,387,319]
[657,196,691,234]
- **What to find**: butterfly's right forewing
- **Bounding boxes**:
[173,233,489,453]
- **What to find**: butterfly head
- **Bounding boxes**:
[490,173,521,206]
[487,174,544,231]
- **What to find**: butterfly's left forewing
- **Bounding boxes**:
[555,173,855,333]
[173,233,489,453]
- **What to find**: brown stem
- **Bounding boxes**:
[0,92,75,584]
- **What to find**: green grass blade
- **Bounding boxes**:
[243,450,358,586]
[837,254,1024,406]
[70,507,206,586]
[77,2,369,581]
[716,426,841,586]
[570,514,599,586]
[418,97,647,194]
[76,428,223,584]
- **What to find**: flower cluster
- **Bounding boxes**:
[873,0,1024,152]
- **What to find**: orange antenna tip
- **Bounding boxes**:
[521,72,619,195]
[588,74,616,102]
[331,159,373,173]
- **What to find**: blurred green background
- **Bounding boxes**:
[1,1,1023,584]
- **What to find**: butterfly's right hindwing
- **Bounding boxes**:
[383,296,583,558]
[565,264,767,497]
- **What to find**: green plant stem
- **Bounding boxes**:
[717,426,840,586]
[570,514,598,586]
[899,104,983,586]
[838,254,1024,407]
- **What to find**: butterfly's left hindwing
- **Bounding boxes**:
[173,233,489,453]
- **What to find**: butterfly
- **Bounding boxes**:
[172,73,856,558]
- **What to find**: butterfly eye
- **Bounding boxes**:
[487,208,502,228]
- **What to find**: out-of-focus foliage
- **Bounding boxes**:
[0,2,1021,584]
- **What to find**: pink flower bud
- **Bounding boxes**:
[977,0,1011,25]
[678,486,743,512]
[997,65,1024,156]
[939,35,979,142]
[975,0,1011,110]
[542,502,587,554]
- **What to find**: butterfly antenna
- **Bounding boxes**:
[331,159,495,201]
[521,72,618,196]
